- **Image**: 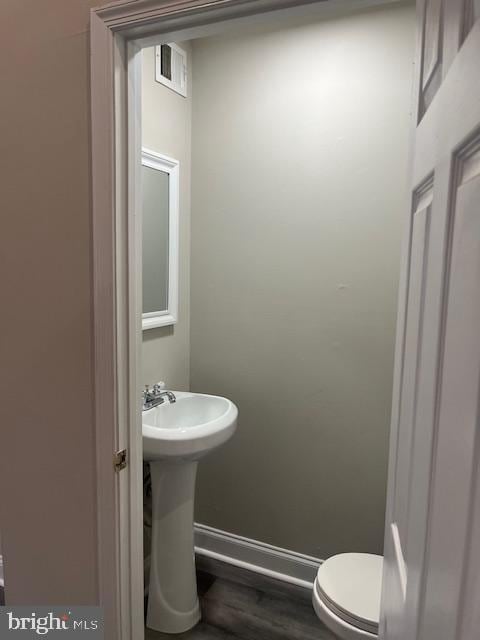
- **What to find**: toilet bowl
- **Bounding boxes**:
[312,553,382,640]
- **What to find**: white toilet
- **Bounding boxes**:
[312,553,383,640]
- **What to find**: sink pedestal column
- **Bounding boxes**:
[147,461,201,633]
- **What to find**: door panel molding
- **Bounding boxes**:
[419,136,480,640]
[381,3,480,639]
[390,523,407,601]
[414,21,480,182]
[418,0,443,119]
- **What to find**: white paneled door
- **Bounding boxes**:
[381,2,480,639]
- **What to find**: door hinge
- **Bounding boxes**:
[114,449,127,472]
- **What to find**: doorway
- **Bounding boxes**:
[132,2,415,638]
[91,3,416,640]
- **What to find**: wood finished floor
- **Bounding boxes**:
[145,560,335,640]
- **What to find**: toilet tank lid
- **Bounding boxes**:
[315,553,383,628]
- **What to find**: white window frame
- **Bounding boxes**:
[154,43,188,97]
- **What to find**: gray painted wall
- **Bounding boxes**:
[190,3,415,558]
[0,0,108,603]
[142,44,192,390]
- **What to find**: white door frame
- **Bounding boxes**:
[90,1,410,638]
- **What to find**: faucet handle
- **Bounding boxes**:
[153,383,162,395]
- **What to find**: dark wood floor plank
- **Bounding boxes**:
[145,621,242,640]
[201,578,335,640]
[145,565,335,640]
[197,570,217,596]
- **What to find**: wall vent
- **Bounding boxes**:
[155,43,187,97]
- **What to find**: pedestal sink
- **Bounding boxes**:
[143,391,238,634]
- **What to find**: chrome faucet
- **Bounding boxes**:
[142,384,176,410]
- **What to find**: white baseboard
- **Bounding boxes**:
[194,523,322,589]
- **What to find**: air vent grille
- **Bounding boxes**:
[155,43,187,97]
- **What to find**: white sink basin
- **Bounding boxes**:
[143,391,237,461]
[143,390,237,634]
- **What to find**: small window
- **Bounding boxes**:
[155,43,187,97]
[160,45,172,81]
